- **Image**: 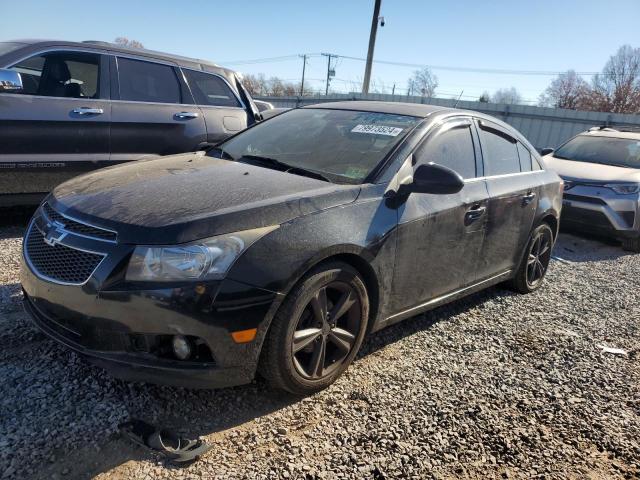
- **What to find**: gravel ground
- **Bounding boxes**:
[1,225,639,480]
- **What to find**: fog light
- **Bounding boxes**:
[172,335,192,360]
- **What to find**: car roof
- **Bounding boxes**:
[6,39,238,79]
[304,101,450,118]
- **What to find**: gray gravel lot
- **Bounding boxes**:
[1,225,639,479]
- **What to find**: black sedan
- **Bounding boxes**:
[21,101,562,394]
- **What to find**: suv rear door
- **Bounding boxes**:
[475,119,541,280]
[181,68,247,143]
[0,49,110,204]
[110,56,207,163]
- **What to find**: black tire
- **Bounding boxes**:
[259,261,369,395]
[621,237,640,253]
[508,223,554,294]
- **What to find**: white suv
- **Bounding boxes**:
[542,126,640,252]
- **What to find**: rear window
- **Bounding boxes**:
[554,135,640,169]
[183,70,240,108]
[117,57,181,104]
[479,127,521,176]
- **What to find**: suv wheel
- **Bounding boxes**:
[260,262,369,395]
[508,223,554,294]
[621,237,640,253]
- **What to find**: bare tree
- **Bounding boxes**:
[407,67,438,97]
[267,77,286,96]
[491,87,523,105]
[240,73,268,96]
[588,45,640,114]
[538,70,591,109]
[114,37,144,49]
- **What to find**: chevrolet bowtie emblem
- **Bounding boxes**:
[43,221,68,247]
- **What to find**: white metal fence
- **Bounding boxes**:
[255,93,640,150]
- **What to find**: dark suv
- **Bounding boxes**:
[0,39,263,207]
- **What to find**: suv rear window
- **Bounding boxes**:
[117,57,181,104]
[554,135,640,169]
[183,70,240,108]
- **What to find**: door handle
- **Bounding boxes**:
[72,107,103,115]
[522,191,536,205]
[465,204,486,224]
[174,111,200,120]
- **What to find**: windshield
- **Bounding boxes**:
[554,135,640,169]
[211,108,421,184]
[0,42,26,57]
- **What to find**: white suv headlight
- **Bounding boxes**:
[605,183,640,195]
[125,225,278,282]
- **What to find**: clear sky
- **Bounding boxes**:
[1,0,639,103]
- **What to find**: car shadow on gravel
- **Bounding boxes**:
[555,229,635,263]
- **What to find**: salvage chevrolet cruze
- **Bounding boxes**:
[22,101,562,394]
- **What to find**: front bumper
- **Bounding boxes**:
[561,184,639,239]
[21,259,283,389]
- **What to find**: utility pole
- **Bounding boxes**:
[391,83,395,96]
[299,54,307,96]
[362,0,382,94]
[322,53,335,95]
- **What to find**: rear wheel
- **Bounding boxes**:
[508,223,554,294]
[259,262,369,395]
[621,237,640,253]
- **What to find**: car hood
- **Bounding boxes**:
[542,154,640,183]
[51,152,361,244]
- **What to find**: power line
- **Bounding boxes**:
[220,52,602,77]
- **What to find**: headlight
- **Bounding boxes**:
[605,183,640,195]
[125,225,278,282]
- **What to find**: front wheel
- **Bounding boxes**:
[259,262,369,395]
[508,223,554,294]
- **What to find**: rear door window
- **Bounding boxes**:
[183,70,241,107]
[117,57,181,104]
[415,123,477,179]
[10,51,101,98]
[517,142,532,172]
[479,124,521,176]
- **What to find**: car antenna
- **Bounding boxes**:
[453,90,464,108]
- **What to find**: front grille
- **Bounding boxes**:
[562,206,614,230]
[43,203,117,242]
[25,224,105,284]
[563,193,608,205]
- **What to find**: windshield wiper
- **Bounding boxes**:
[239,155,331,182]
[207,146,235,161]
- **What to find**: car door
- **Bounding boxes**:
[181,68,248,144]
[475,119,541,280]
[109,56,207,163]
[390,117,490,314]
[0,49,111,202]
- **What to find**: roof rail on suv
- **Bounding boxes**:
[588,125,640,133]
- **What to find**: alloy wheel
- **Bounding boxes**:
[526,230,552,288]
[291,281,362,380]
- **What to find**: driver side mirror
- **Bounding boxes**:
[540,147,554,156]
[0,68,23,92]
[408,163,464,195]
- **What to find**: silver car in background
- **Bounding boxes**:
[542,126,640,252]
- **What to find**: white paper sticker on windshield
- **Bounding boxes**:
[351,124,403,136]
